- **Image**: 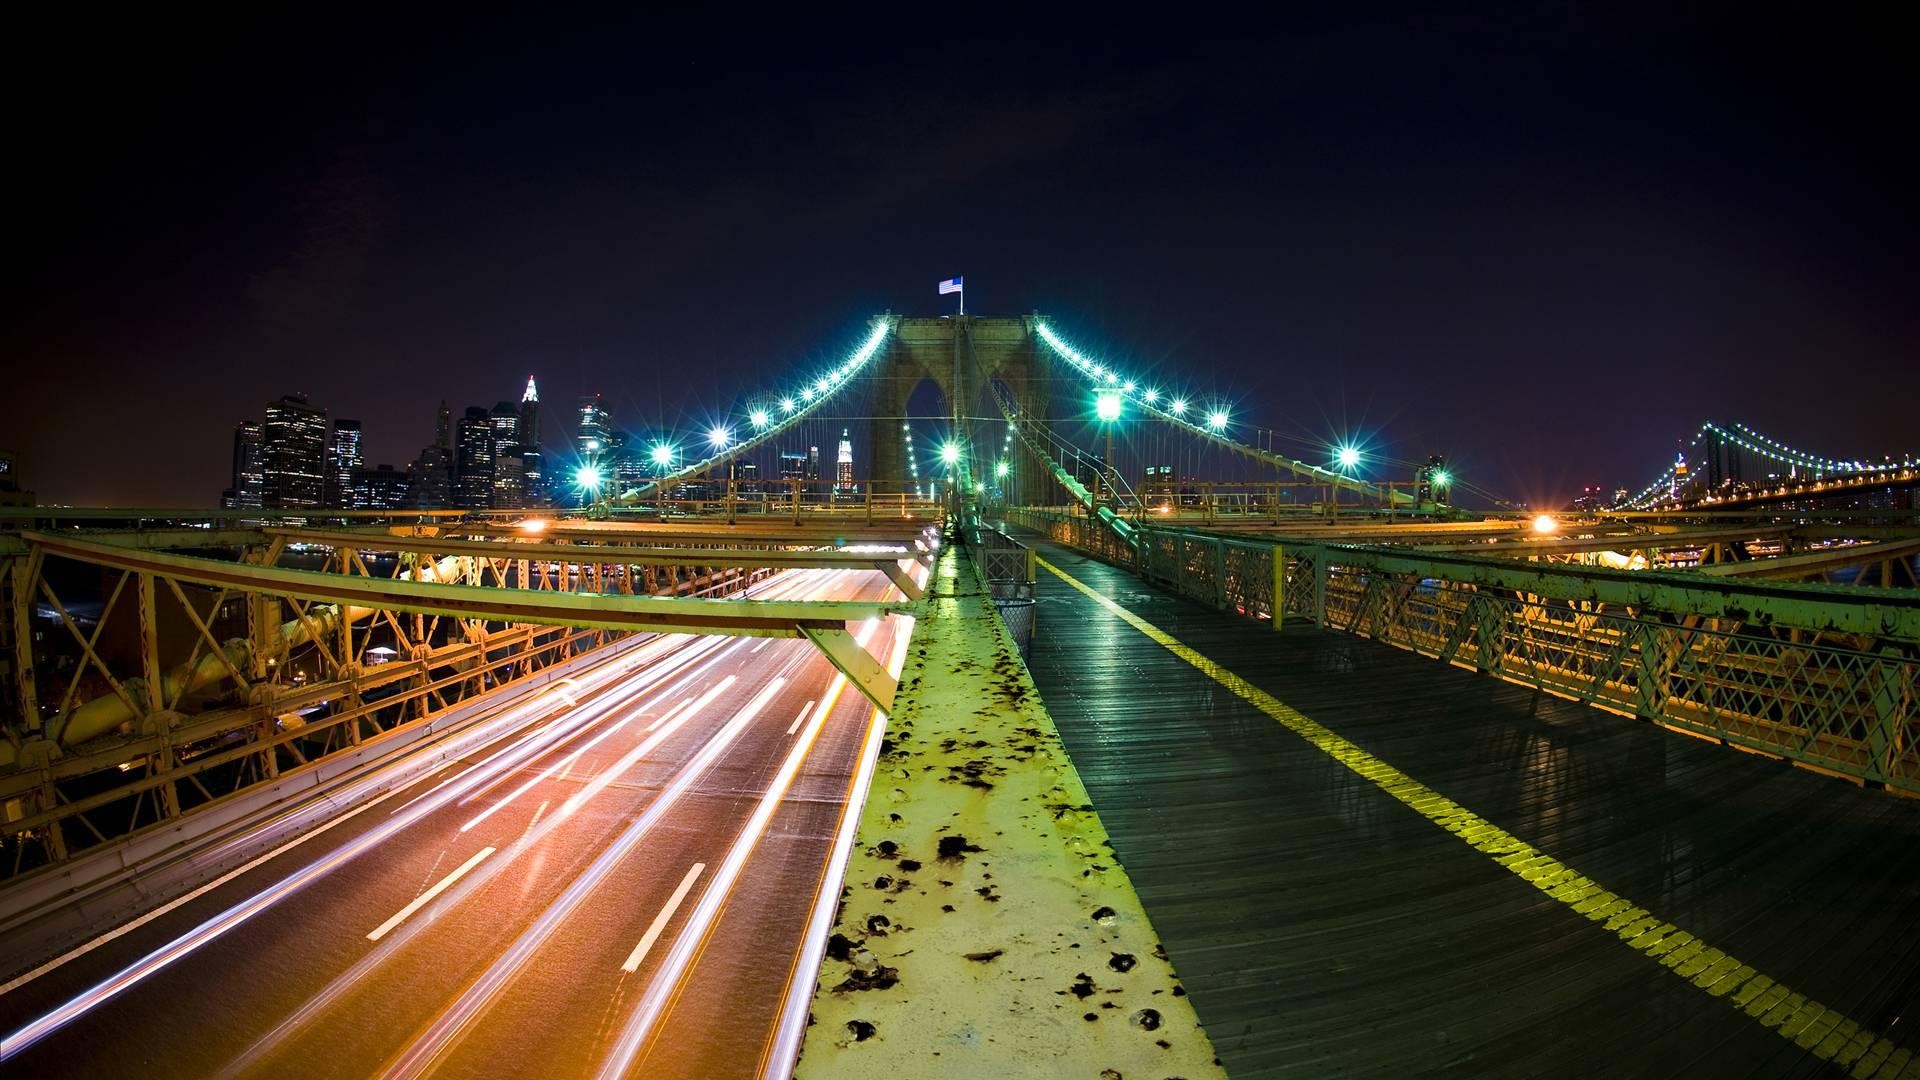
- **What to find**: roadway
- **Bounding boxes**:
[0,564,917,1079]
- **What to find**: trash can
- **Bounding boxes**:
[991,595,1036,659]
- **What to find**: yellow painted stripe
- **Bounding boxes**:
[1036,554,1913,1074]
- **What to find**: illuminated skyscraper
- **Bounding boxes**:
[226,421,265,509]
[456,406,495,510]
[836,428,854,490]
[327,418,362,509]
[576,394,610,461]
[490,401,522,507]
[520,376,541,446]
[262,394,327,509]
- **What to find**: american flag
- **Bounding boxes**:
[938,276,964,295]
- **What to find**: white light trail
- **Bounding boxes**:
[377,676,788,1080]
[0,633,690,1060]
[594,673,847,1080]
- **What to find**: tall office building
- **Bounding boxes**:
[489,401,522,507]
[407,445,453,508]
[435,400,453,450]
[226,421,265,509]
[455,406,495,510]
[836,428,854,490]
[328,419,363,509]
[576,394,610,460]
[778,452,807,481]
[263,394,328,509]
[520,376,541,447]
[351,464,412,510]
[806,445,821,483]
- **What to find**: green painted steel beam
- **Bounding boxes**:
[23,532,904,637]
[1254,535,1919,639]
[264,528,927,570]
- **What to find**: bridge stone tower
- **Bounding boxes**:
[869,315,1054,505]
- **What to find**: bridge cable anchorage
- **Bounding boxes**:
[1031,321,1417,508]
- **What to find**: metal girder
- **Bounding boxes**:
[1286,539,1920,640]
[1697,538,1920,581]
[263,527,930,577]
[800,626,897,713]
[466,521,933,546]
[22,531,904,637]
[1416,525,1796,556]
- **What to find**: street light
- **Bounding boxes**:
[574,464,603,500]
[779,397,796,414]
[650,443,675,469]
[1170,399,1188,416]
[1532,514,1559,535]
[708,425,731,450]
[940,441,961,466]
[1144,389,1159,404]
[750,408,770,429]
[1336,445,1361,470]
[1096,390,1124,504]
[1208,409,1230,432]
[995,460,1010,478]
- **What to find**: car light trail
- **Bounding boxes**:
[594,671,850,1080]
[762,612,917,1077]
[378,675,792,1080]
[221,668,768,1079]
[0,633,702,1062]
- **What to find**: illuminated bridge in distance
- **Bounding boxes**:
[1,312,1917,1078]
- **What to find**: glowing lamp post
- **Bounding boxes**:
[1095,390,1123,504]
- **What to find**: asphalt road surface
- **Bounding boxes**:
[0,564,916,1079]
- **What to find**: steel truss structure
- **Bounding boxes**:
[1009,507,1920,796]
[0,518,921,880]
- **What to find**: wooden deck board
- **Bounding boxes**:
[1019,535,1920,1077]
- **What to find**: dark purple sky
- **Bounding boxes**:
[5,9,1913,507]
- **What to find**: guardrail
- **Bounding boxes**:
[962,522,1039,657]
[1007,506,1920,795]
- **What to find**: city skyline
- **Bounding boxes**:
[6,12,1913,508]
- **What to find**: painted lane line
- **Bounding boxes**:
[366,847,497,942]
[598,666,860,1079]
[762,612,915,1079]
[621,864,708,973]
[1035,554,1912,1076]
[218,674,755,1080]
[0,633,690,1054]
[525,800,550,834]
[751,639,769,654]
[786,700,816,736]
[375,676,787,1080]
[645,698,694,734]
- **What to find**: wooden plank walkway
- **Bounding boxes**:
[1017,534,1920,1078]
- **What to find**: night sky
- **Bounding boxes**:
[6,9,1913,507]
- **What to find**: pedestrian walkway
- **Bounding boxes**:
[1018,534,1920,1078]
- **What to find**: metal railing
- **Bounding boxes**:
[962,522,1039,657]
[1007,506,1920,795]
